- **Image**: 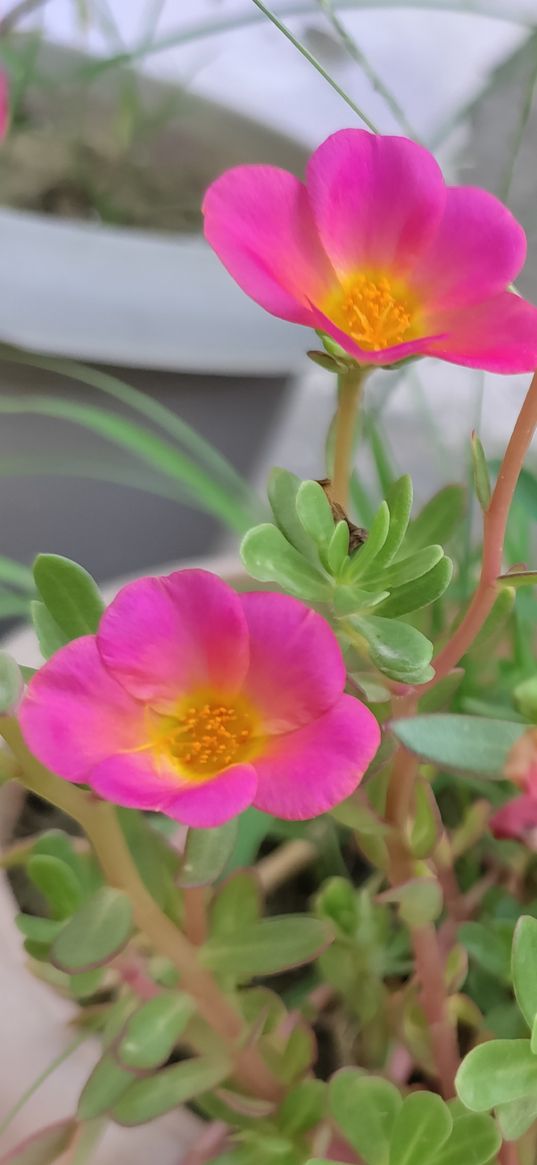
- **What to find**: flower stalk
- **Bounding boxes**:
[332,366,368,509]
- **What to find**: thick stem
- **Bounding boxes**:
[0,719,280,1102]
[411,924,460,1098]
[428,370,537,687]
[332,367,367,508]
[183,886,208,946]
[386,707,459,1097]
[499,1141,520,1165]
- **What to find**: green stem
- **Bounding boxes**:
[0,719,281,1103]
[250,0,379,130]
[332,367,368,509]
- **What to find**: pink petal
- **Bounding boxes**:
[253,694,380,819]
[19,637,145,783]
[489,794,537,842]
[167,763,258,827]
[306,130,446,277]
[425,291,537,373]
[90,755,257,823]
[309,300,445,366]
[239,591,345,732]
[203,165,334,323]
[97,569,249,710]
[89,750,185,811]
[413,186,527,308]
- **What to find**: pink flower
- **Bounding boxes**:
[490,728,537,845]
[490,795,537,846]
[0,72,8,141]
[203,129,537,373]
[19,570,380,828]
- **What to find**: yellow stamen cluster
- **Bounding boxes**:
[335,274,416,350]
[165,700,254,778]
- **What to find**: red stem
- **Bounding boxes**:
[427,370,537,686]
[411,924,460,1097]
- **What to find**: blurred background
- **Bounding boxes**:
[0,0,537,616]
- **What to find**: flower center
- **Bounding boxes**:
[153,696,259,780]
[328,273,419,351]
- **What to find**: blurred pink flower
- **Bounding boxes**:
[19,570,380,828]
[203,129,537,373]
[490,795,537,845]
[490,729,537,844]
[0,71,8,140]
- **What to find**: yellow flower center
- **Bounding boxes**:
[151,694,261,780]
[326,272,421,351]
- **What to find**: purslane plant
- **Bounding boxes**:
[4,128,537,1165]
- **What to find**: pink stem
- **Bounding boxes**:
[427,370,537,687]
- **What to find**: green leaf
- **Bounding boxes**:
[456,1040,537,1111]
[225,808,273,872]
[499,570,537,589]
[0,653,23,713]
[112,1056,229,1125]
[15,913,65,943]
[31,829,90,887]
[458,922,511,982]
[514,676,537,721]
[118,809,179,910]
[78,1053,136,1119]
[385,878,443,926]
[296,480,335,547]
[329,1070,402,1165]
[51,887,132,972]
[343,502,390,583]
[333,585,389,616]
[26,854,83,920]
[430,1111,500,1165]
[389,1092,452,1165]
[201,916,332,980]
[116,992,195,1071]
[372,475,413,569]
[496,1094,537,1141]
[471,433,491,511]
[69,969,104,999]
[268,468,318,560]
[404,486,466,553]
[364,545,444,590]
[178,820,239,887]
[277,1079,326,1135]
[30,601,69,660]
[353,615,433,683]
[240,524,330,602]
[316,877,359,937]
[326,521,350,576]
[391,714,525,778]
[409,781,441,859]
[0,1119,77,1165]
[210,872,261,938]
[269,1020,316,1085]
[375,556,453,619]
[33,554,104,640]
[512,916,537,1029]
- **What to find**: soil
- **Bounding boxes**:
[0,36,305,232]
